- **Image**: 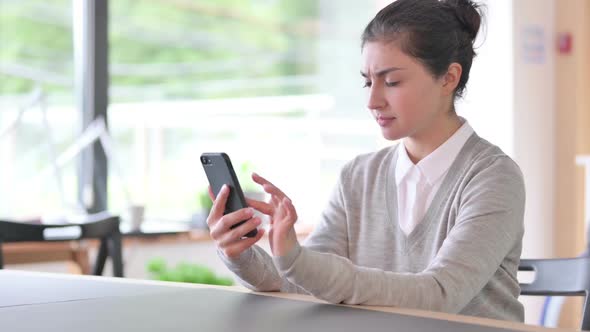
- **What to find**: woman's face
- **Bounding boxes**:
[361,41,450,141]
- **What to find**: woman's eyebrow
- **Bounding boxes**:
[360,67,405,78]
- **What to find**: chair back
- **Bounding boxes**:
[0,212,123,277]
[0,213,120,242]
[519,257,590,330]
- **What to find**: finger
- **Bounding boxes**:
[207,185,229,227]
[285,198,297,219]
[246,198,273,215]
[252,173,287,198]
[210,207,253,240]
[275,197,294,226]
[251,172,268,185]
[271,195,281,207]
[262,183,287,198]
[218,217,262,248]
[285,198,298,224]
[215,207,255,233]
[208,186,215,201]
[276,198,287,220]
[222,228,265,259]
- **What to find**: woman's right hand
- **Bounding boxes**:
[207,184,265,259]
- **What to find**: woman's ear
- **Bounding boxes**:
[442,63,462,96]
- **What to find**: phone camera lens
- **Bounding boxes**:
[201,156,208,164]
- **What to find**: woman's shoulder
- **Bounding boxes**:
[462,134,524,183]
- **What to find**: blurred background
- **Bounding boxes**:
[1,0,589,329]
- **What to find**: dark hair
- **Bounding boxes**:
[361,0,484,99]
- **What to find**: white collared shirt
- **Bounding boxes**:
[395,118,474,235]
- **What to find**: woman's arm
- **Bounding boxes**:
[272,157,525,314]
[217,244,303,293]
[217,168,351,293]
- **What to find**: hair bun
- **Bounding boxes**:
[445,0,482,42]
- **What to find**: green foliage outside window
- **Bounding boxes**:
[0,0,318,101]
[147,257,234,285]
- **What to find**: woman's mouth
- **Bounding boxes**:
[377,116,396,127]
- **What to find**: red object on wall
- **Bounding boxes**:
[557,32,573,54]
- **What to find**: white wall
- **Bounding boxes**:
[456,0,514,156]
[512,0,556,260]
[512,0,556,325]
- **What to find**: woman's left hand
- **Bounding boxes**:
[246,172,299,257]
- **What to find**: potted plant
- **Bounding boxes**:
[147,257,234,286]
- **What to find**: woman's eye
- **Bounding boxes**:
[385,81,400,87]
[362,81,372,88]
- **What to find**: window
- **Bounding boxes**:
[107,0,382,227]
[0,0,388,227]
[0,0,79,219]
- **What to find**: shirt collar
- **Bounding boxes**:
[395,141,415,186]
[396,118,474,186]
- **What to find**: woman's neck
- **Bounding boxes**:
[403,113,463,164]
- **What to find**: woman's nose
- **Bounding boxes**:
[366,85,386,111]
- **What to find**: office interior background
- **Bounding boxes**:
[1,0,589,329]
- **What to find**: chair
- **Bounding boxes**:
[519,257,590,330]
[0,212,123,277]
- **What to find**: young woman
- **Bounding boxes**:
[206,0,525,322]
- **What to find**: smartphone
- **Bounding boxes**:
[200,152,258,238]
